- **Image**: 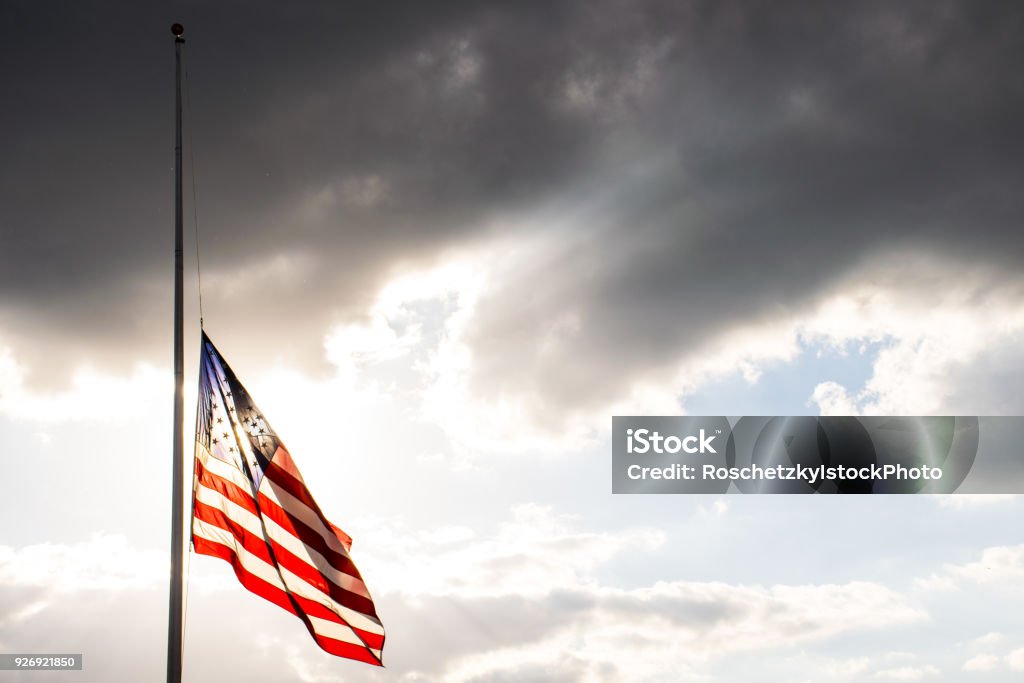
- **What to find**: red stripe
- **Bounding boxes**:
[328,520,353,552]
[193,536,383,665]
[193,500,377,617]
[267,444,304,484]
[194,458,259,515]
[313,633,383,665]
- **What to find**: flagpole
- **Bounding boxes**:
[167,22,186,683]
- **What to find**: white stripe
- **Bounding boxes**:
[198,446,254,495]
[193,518,384,636]
[194,483,371,599]
[307,616,383,650]
[310,617,375,647]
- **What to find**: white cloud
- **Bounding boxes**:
[0,534,164,593]
[963,654,1001,672]
[0,534,167,631]
[279,247,1024,460]
[0,534,245,626]
[0,346,163,422]
[696,499,730,517]
[937,495,1019,510]
[433,579,924,683]
[949,545,1024,584]
[559,39,671,120]
[203,248,319,300]
[811,380,862,416]
[915,544,1024,592]
[968,632,1005,648]
[7,246,1020,465]
[445,39,482,90]
[912,572,960,593]
[377,245,1024,453]
[302,174,392,219]
[1008,648,1024,671]
[781,653,873,679]
[358,503,666,599]
[7,502,1011,683]
[346,503,927,682]
[803,254,1024,416]
[873,665,940,680]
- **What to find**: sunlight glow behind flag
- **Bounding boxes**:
[190,332,385,665]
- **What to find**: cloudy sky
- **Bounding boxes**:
[1,1,1023,681]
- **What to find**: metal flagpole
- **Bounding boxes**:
[167,22,186,683]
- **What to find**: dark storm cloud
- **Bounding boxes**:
[1,1,1022,404]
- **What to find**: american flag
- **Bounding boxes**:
[190,332,385,665]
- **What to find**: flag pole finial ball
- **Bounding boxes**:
[171,23,185,37]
